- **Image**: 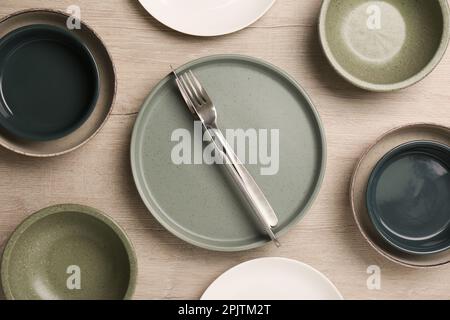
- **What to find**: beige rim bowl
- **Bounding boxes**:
[0,9,116,157]
[350,123,450,268]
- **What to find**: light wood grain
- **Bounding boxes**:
[0,0,449,300]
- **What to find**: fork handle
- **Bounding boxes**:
[209,126,280,232]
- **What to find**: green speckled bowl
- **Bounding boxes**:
[1,204,137,300]
[319,0,450,91]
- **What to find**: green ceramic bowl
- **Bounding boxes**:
[1,204,137,300]
[319,0,450,91]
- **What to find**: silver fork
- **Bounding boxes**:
[172,68,280,247]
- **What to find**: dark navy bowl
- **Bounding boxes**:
[366,141,450,255]
[0,24,99,141]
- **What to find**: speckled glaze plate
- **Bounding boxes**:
[131,55,326,251]
[201,257,343,300]
[0,9,116,156]
[351,123,450,267]
[1,204,137,300]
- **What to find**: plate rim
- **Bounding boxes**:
[0,203,137,300]
[130,54,327,252]
[137,0,277,37]
[200,257,344,300]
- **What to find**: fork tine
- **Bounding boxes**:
[171,67,196,114]
[188,70,210,103]
[182,73,203,106]
[180,73,201,108]
[186,71,205,102]
[175,77,196,114]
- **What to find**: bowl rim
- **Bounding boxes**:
[365,140,450,255]
[0,8,117,157]
[318,0,450,92]
[349,123,450,268]
[0,23,100,141]
[0,204,137,300]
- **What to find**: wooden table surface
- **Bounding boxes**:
[0,0,449,300]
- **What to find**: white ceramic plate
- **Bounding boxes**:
[201,257,343,300]
[137,0,276,36]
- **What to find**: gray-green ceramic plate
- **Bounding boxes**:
[319,0,450,91]
[131,55,326,251]
[1,204,137,300]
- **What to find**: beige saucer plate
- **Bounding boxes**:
[0,9,116,157]
[350,123,450,268]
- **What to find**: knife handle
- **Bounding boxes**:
[209,127,280,231]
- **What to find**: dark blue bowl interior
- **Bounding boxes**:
[0,24,99,141]
[366,141,450,255]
